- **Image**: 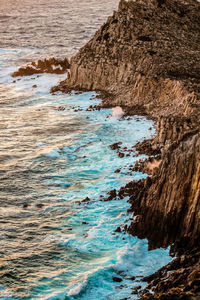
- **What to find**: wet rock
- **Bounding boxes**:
[110,142,122,150]
[105,189,117,201]
[36,203,44,208]
[115,227,122,233]
[116,285,125,290]
[12,57,70,77]
[57,106,65,111]
[118,152,125,158]
[130,276,136,281]
[112,276,123,283]
[82,197,91,203]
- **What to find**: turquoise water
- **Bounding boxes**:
[0,48,172,300]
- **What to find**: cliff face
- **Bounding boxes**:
[53,0,200,119]
[52,0,200,298]
[53,0,200,253]
[128,131,200,253]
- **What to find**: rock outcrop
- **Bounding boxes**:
[12,57,70,77]
[51,0,200,298]
[52,0,200,119]
[127,132,200,253]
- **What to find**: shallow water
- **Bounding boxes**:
[0,1,172,299]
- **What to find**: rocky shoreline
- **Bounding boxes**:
[51,0,200,299]
[12,0,200,298]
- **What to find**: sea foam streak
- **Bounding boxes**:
[0,48,172,300]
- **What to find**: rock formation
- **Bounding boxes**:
[12,57,70,77]
[51,0,200,298]
[52,0,200,119]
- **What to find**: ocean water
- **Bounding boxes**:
[0,1,172,299]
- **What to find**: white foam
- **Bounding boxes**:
[43,147,61,158]
[112,106,124,118]
[66,266,103,297]
[67,282,85,297]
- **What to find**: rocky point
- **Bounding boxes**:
[51,0,200,298]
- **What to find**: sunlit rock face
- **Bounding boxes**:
[12,58,70,77]
[54,0,200,119]
[51,0,200,298]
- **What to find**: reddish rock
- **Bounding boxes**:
[12,57,70,77]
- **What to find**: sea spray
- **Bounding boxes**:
[0,48,172,300]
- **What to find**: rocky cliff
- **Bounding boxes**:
[52,0,200,119]
[52,0,200,298]
[127,131,200,253]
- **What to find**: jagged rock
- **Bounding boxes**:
[49,0,200,298]
[53,0,200,121]
[128,133,200,253]
[12,57,70,77]
[81,197,91,203]
[110,142,122,150]
[140,251,200,299]
[115,226,122,233]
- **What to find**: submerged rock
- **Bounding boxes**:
[113,276,123,282]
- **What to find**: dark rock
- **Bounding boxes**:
[115,227,122,233]
[110,142,122,150]
[128,133,200,253]
[129,276,136,281]
[36,203,44,208]
[104,189,117,201]
[112,276,123,283]
[108,189,117,198]
[82,197,91,203]
[57,106,65,111]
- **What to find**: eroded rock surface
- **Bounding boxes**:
[52,0,200,120]
[50,0,200,298]
[12,57,70,77]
